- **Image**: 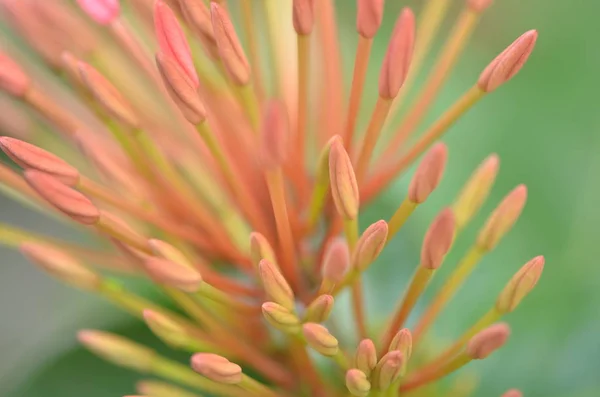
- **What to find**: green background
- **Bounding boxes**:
[1,0,599,396]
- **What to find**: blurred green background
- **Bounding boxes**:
[1,0,599,396]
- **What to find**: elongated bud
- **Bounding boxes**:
[379,8,415,99]
[179,0,214,42]
[154,1,199,86]
[477,185,527,251]
[24,170,100,225]
[142,257,202,292]
[148,239,194,269]
[357,0,385,38]
[467,0,494,12]
[466,323,511,359]
[0,137,80,186]
[76,0,120,25]
[305,294,334,323]
[250,232,276,269]
[353,220,388,271]
[78,62,139,128]
[259,259,295,311]
[502,389,523,397]
[389,328,412,359]
[0,51,30,97]
[262,302,300,332]
[329,139,359,219]
[260,100,290,168]
[355,339,377,376]
[137,380,198,397]
[20,242,101,290]
[302,323,339,356]
[293,0,314,35]
[421,208,455,269]
[156,53,206,124]
[315,135,341,188]
[321,237,350,284]
[408,143,448,204]
[346,369,371,397]
[191,353,242,384]
[78,330,156,372]
[372,351,404,389]
[143,310,189,349]
[496,256,544,313]
[478,30,538,93]
[453,155,500,229]
[211,3,250,85]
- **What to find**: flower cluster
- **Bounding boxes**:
[0,0,542,396]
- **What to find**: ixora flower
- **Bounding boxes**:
[0,0,542,396]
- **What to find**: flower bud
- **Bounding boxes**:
[250,232,277,269]
[346,369,371,397]
[357,0,384,39]
[0,50,31,97]
[293,0,315,35]
[262,302,300,332]
[142,257,203,292]
[466,323,511,359]
[259,259,295,311]
[302,323,339,356]
[467,0,494,13]
[420,208,455,269]
[148,239,194,269]
[496,256,544,313]
[191,353,242,384]
[353,220,388,271]
[329,139,359,219]
[355,339,377,376]
[305,294,334,323]
[321,237,350,284]
[260,100,290,168]
[379,8,415,99]
[78,330,156,372]
[477,185,527,251]
[76,0,120,25]
[143,310,189,349]
[501,389,523,397]
[372,351,404,389]
[408,143,447,204]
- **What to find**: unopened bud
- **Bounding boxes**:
[355,339,377,376]
[0,50,30,97]
[389,328,412,374]
[420,208,455,269]
[496,256,544,313]
[353,220,388,271]
[477,185,527,251]
[143,310,189,349]
[179,0,214,42]
[372,351,404,389]
[321,237,350,284]
[357,0,384,38]
[142,257,202,292]
[262,302,300,332]
[305,294,334,323]
[250,232,276,269]
[293,0,315,35]
[408,143,447,204]
[259,259,295,311]
[478,30,538,93]
[191,353,242,384]
[329,140,359,219]
[76,0,120,25]
[302,323,339,356]
[379,8,415,99]
[210,3,250,85]
[148,239,194,269]
[78,330,156,372]
[346,369,371,397]
[466,323,511,359]
[467,0,494,12]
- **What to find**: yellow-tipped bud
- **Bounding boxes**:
[262,302,301,333]
[191,353,242,384]
[78,330,156,372]
[355,338,377,376]
[302,323,339,356]
[477,185,527,251]
[372,351,404,389]
[142,257,203,293]
[305,294,334,323]
[258,259,295,311]
[329,139,359,220]
[496,256,544,313]
[466,323,510,359]
[346,369,371,397]
[353,220,388,271]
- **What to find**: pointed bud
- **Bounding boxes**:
[250,232,276,269]
[156,53,206,124]
[76,0,120,25]
[357,0,385,38]
[315,135,341,188]
[78,62,139,128]
[421,208,455,269]
[179,0,215,42]
[502,389,523,397]
[379,8,415,99]
[478,30,538,93]
[329,139,359,219]
[191,353,242,384]
[143,310,190,349]
[302,323,339,356]
[78,330,156,372]
[346,369,371,397]
[353,220,388,271]
[260,100,290,168]
[389,328,412,374]
[477,185,527,251]
[0,51,30,97]
[453,154,500,230]
[148,239,195,269]
[321,237,350,284]
[24,170,100,225]
[154,1,199,87]
[408,143,448,204]
[142,257,202,292]
[372,351,404,389]
[259,259,295,311]
[20,242,101,290]
[467,0,494,12]
[496,256,544,313]
[137,380,198,397]
[293,0,315,35]
[466,323,511,359]
[305,294,334,323]
[0,137,80,186]
[211,3,251,85]
[355,339,377,376]
[262,302,301,332]
[97,211,150,252]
